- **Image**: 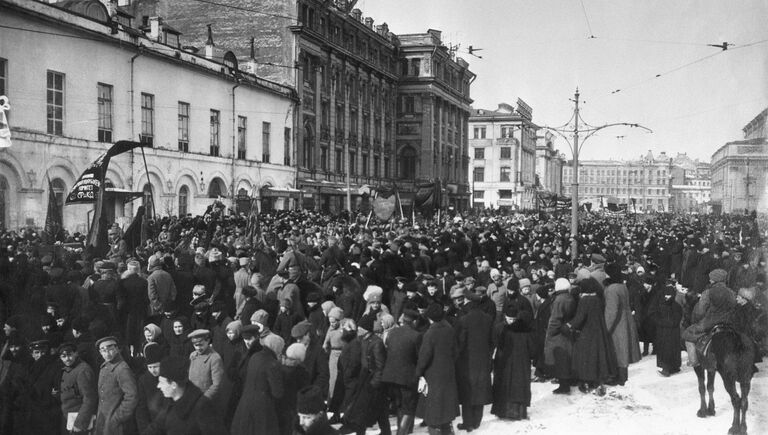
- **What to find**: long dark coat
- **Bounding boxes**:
[230,348,284,435]
[654,298,683,371]
[532,295,553,372]
[455,306,493,406]
[343,333,387,428]
[414,320,459,427]
[638,283,661,343]
[491,321,533,417]
[570,294,618,383]
[381,324,421,387]
[141,383,228,435]
[277,362,309,435]
[336,336,362,412]
[604,283,641,368]
[543,289,576,379]
[18,354,61,435]
[136,371,170,432]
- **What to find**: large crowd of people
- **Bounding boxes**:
[0,207,767,435]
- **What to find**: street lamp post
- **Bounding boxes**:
[542,88,652,260]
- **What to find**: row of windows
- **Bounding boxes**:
[565,186,668,196]
[472,167,516,183]
[9,66,288,163]
[472,126,518,139]
[564,167,668,178]
[473,147,513,159]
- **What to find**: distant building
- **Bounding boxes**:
[669,153,711,213]
[535,131,565,196]
[396,30,475,210]
[562,150,672,212]
[130,0,475,212]
[0,0,296,232]
[468,101,540,210]
[710,107,768,214]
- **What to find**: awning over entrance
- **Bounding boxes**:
[261,187,301,198]
[105,188,144,203]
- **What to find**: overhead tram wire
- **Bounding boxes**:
[185,0,298,22]
[579,0,596,39]
[607,37,768,96]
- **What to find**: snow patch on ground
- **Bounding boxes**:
[353,352,767,434]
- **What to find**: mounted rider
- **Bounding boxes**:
[681,269,736,367]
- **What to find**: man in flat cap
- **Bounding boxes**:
[19,340,60,434]
[94,336,138,435]
[382,308,422,435]
[187,329,224,403]
[59,342,97,434]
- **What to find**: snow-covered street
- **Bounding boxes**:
[357,353,767,434]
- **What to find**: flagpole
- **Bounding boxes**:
[139,145,155,218]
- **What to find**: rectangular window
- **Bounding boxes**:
[500,167,511,182]
[499,190,513,199]
[404,96,415,114]
[237,116,247,159]
[474,190,484,199]
[500,126,514,138]
[140,93,154,146]
[178,102,189,152]
[97,83,113,142]
[0,58,6,95]
[500,147,511,159]
[335,149,343,173]
[384,157,390,178]
[374,155,380,178]
[473,126,486,139]
[349,152,357,175]
[474,147,485,159]
[209,109,220,156]
[362,154,369,175]
[47,70,65,135]
[262,122,271,163]
[473,167,484,182]
[284,128,291,165]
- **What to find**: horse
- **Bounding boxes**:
[693,324,757,435]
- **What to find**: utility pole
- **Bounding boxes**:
[745,158,751,212]
[541,88,651,260]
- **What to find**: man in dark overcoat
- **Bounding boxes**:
[543,278,576,394]
[455,294,494,432]
[414,303,459,435]
[382,309,422,435]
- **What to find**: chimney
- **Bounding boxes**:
[149,17,161,41]
[205,24,215,60]
[427,29,442,42]
[364,17,374,29]
[351,8,362,21]
[246,36,259,73]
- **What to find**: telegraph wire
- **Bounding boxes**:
[579,0,596,39]
[185,0,298,22]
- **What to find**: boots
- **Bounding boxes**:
[685,341,699,367]
[428,427,441,435]
[397,415,414,435]
[553,379,571,394]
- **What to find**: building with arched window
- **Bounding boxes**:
[0,0,296,232]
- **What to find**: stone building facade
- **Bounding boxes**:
[129,0,474,212]
[535,131,565,196]
[0,0,296,232]
[468,101,540,210]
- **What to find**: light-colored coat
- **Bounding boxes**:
[188,348,224,400]
[94,356,138,435]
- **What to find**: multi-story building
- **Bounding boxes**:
[669,153,711,213]
[535,131,565,195]
[0,0,296,232]
[131,0,474,212]
[395,30,475,210]
[562,151,672,212]
[711,108,768,214]
[468,101,540,210]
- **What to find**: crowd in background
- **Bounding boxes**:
[0,207,767,435]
